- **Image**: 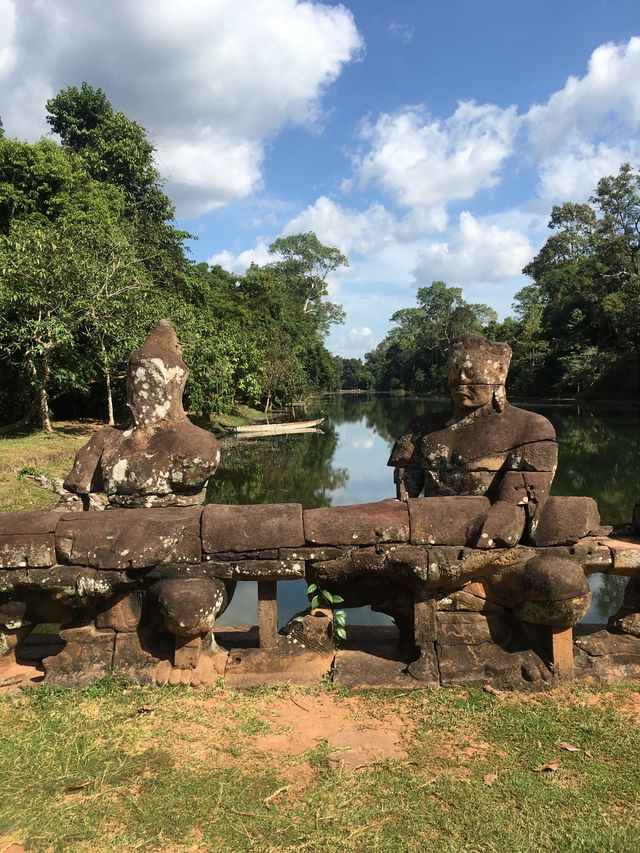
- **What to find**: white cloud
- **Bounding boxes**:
[527,37,640,155]
[349,326,373,341]
[537,141,638,202]
[208,240,272,274]
[283,196,396,254]
[414,212,533,285]
[348,101,519,231]
[0,0,362,215]
[388,22,414,44]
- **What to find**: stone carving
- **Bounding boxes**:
[64,320,221,508]
[389,333,557,547]
[2,331,640,692]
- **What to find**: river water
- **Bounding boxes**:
[209,395,640,628]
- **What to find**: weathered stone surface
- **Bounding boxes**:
[56,507,202,569]
[575,627,640,665]
[608,537,640,573]
[95,591,144,632]
[569,537,613,572]
[436,611,512,646]
[150,577,228,636]
[202,503,304,553]
[43,625,115,687]
[214,550,279,561]
[477,501,525,548]
[0,510,61,569]
[529,496,600,546]
[64,321,221,506]
[0,534,55,569]
[437,642,552,687]
[280,609,335,654]
[112,630,172,685]
[436,586,506,614]
[224,645,333,688]
[303,500,409,546]
[312,548,386,584]
[408,496,489,546]
[334,648,430,689]
[279,546,347,562]
[205,558,305,581]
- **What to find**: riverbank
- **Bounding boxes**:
[1,679,639,851]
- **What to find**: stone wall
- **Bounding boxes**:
[2,495,639,690]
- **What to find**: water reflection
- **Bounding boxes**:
[212,395,638,627]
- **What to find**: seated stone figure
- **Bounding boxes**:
[64,320,221,508]
[389,333,558,548]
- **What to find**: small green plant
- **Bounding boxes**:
[307,582,347,646]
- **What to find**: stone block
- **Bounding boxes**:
[529,496,600,546]
[202,503,304,554]
[56,507,202,569]
[43,625,115,687]
[224,645,333,688]
[437,642,552,687]
[436,611,512,646]
[205,558,305,580]
[112,630,172,685]
[0,510,62,536]
[0,534,55,568]
[95,591,144,632]
[333,649,428,689]
[303,500,409,546]
[408,496,489,546]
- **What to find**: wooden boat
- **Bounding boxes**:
[231,417,324,435]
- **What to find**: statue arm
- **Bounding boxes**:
[477,440,558,548]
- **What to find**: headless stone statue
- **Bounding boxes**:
[388,333,558,548]
[64,320,221,508]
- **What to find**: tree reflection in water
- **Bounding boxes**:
[208,395,639,626]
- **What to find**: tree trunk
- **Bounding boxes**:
[28,357,52,434]
[104,367,115,426]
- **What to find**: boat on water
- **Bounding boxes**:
[230,417,324,435]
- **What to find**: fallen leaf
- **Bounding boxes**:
[483,773,498,786]
[585,750,594,759]
[65,780,90,792]
[137,705,153,714]
[483,684,501,697]
[533,760,560,772]
[536,740,542,749]
[558,742,580,752]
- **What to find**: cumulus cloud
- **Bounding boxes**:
[414,212,533,285]
[208,240,272,274]
[526,37,640,155]
[538,141,639,201]
[349,326,374,341]
[283,196,396,254]
[0,0,362,215]
[347,101,519,231]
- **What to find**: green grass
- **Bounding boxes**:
[0,421,102,512]
[1,681,639,852]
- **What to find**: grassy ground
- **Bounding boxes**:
[0,680,639,852]
[2,423,640,851]
[0,421,103,512]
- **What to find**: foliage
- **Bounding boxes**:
[0,85,347,430]
[307,581,347,646]
[364,281,496,394]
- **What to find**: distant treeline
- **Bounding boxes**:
[336,163,640,400]
[0,84,347,431]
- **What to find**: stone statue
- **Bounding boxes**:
[388,333,558,548]
[64,320,221,508]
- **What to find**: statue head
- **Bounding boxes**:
[126,320,189,428]
[448,333,512,418]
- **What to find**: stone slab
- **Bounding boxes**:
[205,558,305,580]
[202,503,304,554]
[0,510,62,536]
[303,500,409,546]
[56,507,202,569]
[408,496,489,546]
[333,649,427,689]
[42,625,115,687]
[530,496,600,547]
[224,645,333,688]
[0,534,55,568]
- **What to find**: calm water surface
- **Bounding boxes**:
[209,395,640,628]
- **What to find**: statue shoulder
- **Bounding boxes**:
[388,411,449,467]
[501,404,556,443]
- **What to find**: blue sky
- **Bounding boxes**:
[1,0,639,356]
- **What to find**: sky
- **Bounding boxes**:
[1,0,639,357]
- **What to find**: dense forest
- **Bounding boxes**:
[2,84,639,434]
[351,163,640,399]
[0,84,346,431]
